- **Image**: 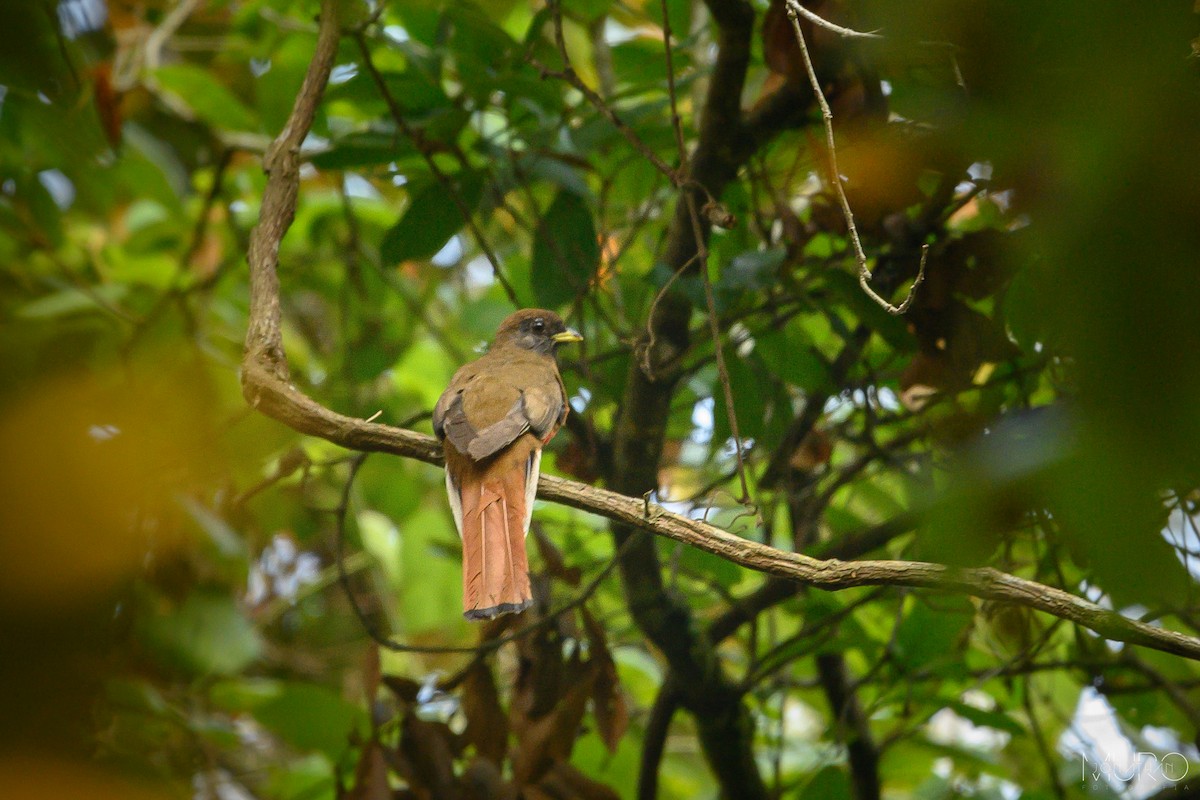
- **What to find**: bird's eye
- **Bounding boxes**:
[531,318,545,333]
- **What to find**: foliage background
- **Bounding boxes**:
[2,0,1200,798]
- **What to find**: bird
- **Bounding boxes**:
[433,309,582,620]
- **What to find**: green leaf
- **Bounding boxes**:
[380,172,484,265]
[946,699,1027,737]
[894,596,975,670]
[252,682,367,758]
[180,497,247,561]
[20,173,64,246]
[209,677,285,710]
[799,766,851,800]
[721,248,786,291]
[711,349,769,445]
[264,753,335,800]
[154,64,258,132]
[677,544,742,589]
[824,268,915,351]
[310,131,414,169]
[755,324,830,391]
[358,509,403,589]
[531,189,599,308]
[17,284,129,319]
[140,590,261,676]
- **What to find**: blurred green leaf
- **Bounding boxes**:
[531,189,599,308]
[721,248,786,291]
[945,699,1026,737]
[16,285,129,319]
[799,766,851,800]
[140,590,261,676]
[154,64,258,132]
[755,325,829,391]
[311,132,414,169]
[252,682,367,758]
[381,172,484,265]
[894,596,974,671]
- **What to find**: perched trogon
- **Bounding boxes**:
[433,309,582,620]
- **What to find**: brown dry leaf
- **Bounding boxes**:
[789,429,833,472]
[398,713,460,800]
[362,646,381,708]
[341,740,390,800]
[535,762,621,800]
[580,608,628,754]
[532,524,582,587]
[188,221,226,280]
[461,660,509,765]
[90,62,122,149]
[0,756,172,800]
[460,757,517,800]
[383,675,422,705]
[511,653,596,787]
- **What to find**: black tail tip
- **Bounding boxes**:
[463,599,533,621]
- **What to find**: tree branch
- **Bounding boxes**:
[238,15,1200,800]
[229,381,1200,665]
[783,1,926,314]
[816,654,881,800]
[637,679,680,800]
[244,0,340,381]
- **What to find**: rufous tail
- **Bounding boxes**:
[457,464,532,620]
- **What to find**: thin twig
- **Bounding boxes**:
[660,0,688,171]
[333,453,642,657]
[640,251,701,377]
[530,0,681,187]
[660,0,754,509]
[784,0,883,40]
[352,33,522,307]
[783,3,926,315]
[691,192,755,508]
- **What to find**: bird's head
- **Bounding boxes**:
[493,309,583,356]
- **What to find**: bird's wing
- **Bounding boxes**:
[433,364,474,442]
[466,397,531,460]
[521,383,565,440]
[437,357,565,461]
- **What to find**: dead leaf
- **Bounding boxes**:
[532,524,581,587]
[460,758,517,800]
[580,608,628,754]
[383,675,422,706]
[341,740,390,800]
[461,661,508,765]
[362,646,381,709]
[511,652,595,787]
[90,62,122,149]
[398,712,460,800]
[535,762,621,800]
[789,429,833,472]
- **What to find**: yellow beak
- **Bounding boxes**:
[551,329,584,344]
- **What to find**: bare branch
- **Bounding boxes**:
[235,362,1200,665]
[528,1,680,188]
[785,0,883,41]
[783,2,926,315]
[244,0,341,379]
[352,32,522,307]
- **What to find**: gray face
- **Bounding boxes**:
[513,314,568,355]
